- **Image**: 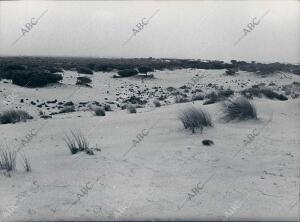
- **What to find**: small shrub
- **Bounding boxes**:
[0,150,17,172]
[153,100,161,107]
[223,97,257,121]
[94,107,105,116]
[0,110,33,124]
[178,107,212,133]
[127,104,137,113]
[64,130,90,154]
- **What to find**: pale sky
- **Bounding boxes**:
[0,0,299,63]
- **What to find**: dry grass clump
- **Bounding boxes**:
[21,154,31,172]
[0,149,17,172]
[223,97,257,121]
[64,130,93,155]
[0,109,33,124]
[178,107,212,133]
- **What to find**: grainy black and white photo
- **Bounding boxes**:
[0,0,299,221]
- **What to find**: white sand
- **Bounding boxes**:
[0,69,299,221]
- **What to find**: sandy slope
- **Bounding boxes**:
[0,69,299,221]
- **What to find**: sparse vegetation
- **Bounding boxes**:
[0,109,33,124]
[178,107,212,133]
[223,97,257,121]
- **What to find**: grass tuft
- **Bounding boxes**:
[223,97,257,121]
[178,107,212,133]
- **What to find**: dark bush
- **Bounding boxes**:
[117,69,138,77]
[11,70,62,87]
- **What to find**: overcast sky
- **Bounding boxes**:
[0,1,299,63]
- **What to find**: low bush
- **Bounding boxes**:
[0,110,33,124]
[178,107,212,133]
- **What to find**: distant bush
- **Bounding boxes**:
[0,110,33,124]
[94,107,105,116]
[46,67,63,73]
[223,97,257,121]
[178,107,212,133]
[76,76,92,85]
[241,87,288,101]
[76,67,93,74]
[127,104,137,113]
[117,69,138,77]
